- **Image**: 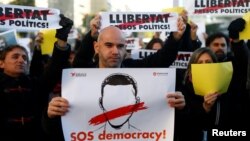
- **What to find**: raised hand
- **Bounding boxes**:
[228,18,246,40]
[90,14,101,38]
[190,20,198,40]
[34,32,44,50]
[56,14,74,42]
[173,16,186,41]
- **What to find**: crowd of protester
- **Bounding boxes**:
[0,7,249,141]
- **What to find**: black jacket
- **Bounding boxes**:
[0,72,47,141]
[73,31,180,68]
[168,23,202,91]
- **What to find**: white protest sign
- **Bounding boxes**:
[170,51,193,69]
[0,29,18,51]
[100,12,178,32]
[131,49,157,59]
[126,37,140,50]
[68,28,78,39]
[0,4,61,31]
[17,38,32,60]
[62,68,176,141]
[184,0,250,16]
[0,29,17,46]
[130,50,192,69]
[195,21,206,47]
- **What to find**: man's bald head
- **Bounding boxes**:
[94,26,127,68]
[98,26,126,42]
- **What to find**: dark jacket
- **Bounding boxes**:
[41,43,71,141]
[168,23,202,91]
[181,80,233,141]
[0,72,47,141]
[73,31,180,68]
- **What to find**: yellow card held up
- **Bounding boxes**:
[162,7,184,14]
[40,29,57,55]
[162,7,192,24]
[191,62,233,96]
[239,12,250,40]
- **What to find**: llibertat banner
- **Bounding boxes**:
[130,49,157,59]
[100,12,178,32]
[62,68,176,141]
[0,4,61,31]
[130,50,192,69]
[126,37,140,50]
[170,51,193,69]
[184,0,250,15]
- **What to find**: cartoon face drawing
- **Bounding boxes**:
[99,73,140,130]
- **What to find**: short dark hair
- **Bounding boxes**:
[0,44,28,61]
[206,32,229,47]
[101,73,137,96]
[145,38,164,50]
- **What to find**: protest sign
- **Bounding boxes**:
[62,68,176,141]
[100,12,178,32]
[0,4,61,31]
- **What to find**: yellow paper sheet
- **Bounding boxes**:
[191,62,233,96]
[162,7,192,24]
[162,7,184,14]
[40,29,57,55]
[239,12,250,40]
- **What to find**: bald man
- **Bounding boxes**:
[94,26,127,68]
